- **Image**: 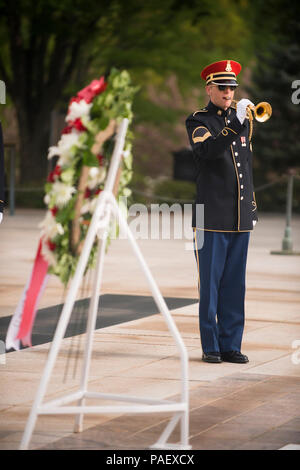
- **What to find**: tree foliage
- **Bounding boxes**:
[0,0,296,203]
[0,0,121,181]
[246,1,300,211]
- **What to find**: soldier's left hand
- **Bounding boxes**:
[236,99,254,124]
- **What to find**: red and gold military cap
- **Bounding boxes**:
[201,60,241,86]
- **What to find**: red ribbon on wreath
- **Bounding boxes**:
[6,239,49,350]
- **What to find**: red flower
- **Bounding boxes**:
[47,165,61,183]
[69,96,81,106]
[73,118,87,132]
[47,171,54,183]
[78,89,94,104]
[47,240,56,251]
[89,77,107,95]
[84,188,92,199]
[77,76,107,103]
[97,154,105,166]
[62,124,73,134]
[62,118,87,134]
[54,165,61,176]
[51,206,58,217]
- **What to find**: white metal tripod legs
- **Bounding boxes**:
[74,235,108,433]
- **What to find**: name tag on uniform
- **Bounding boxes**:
[241,136,247,147]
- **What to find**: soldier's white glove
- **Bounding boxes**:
[0,213,2,224]
[236,98,254,124]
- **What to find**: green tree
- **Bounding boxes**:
[247,2,300,210]
[251,36,300,175]
[0,0,111,183]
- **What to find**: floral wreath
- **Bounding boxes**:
[40,68,137,285]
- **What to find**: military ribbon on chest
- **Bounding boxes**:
[240,136,247,147]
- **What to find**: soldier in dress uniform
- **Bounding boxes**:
[0,120,4,224]
[186,60,257,363]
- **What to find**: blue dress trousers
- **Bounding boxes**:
[194,230,250,353]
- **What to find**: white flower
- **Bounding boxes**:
[80,201,91,215]
[80,190,102,215]
[66,99,92,122]
[87,166,106,190]
[51,181,76,207]
[41,241,57,267]
[39,211,64,239]
[48,131,80,163]
[80,196,98,216]
[48,145,60,160]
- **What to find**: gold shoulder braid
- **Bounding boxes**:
[193,108,208,116]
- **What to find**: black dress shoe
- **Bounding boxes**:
[221,351,249,363]
[202,352,222,363]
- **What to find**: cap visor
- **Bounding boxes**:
[210,80,238,86]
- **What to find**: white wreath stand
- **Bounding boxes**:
[20,119,191,450]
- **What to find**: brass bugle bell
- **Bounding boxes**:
[249,102,272,122]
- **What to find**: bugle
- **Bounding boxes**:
[248,102,272,122]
